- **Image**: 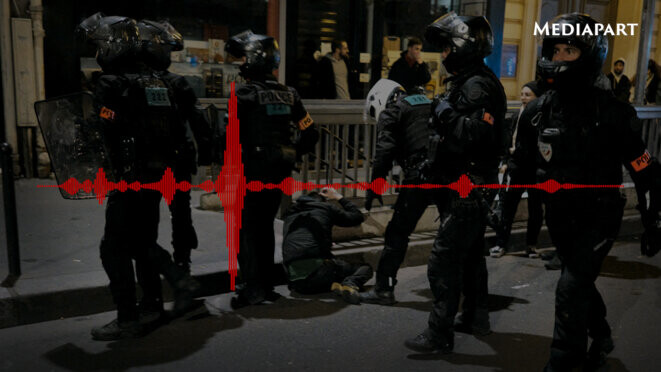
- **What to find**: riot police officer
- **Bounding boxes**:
[224,31,319,307]
[137,19,214,272]
[517,13,661,371]
[360,79,447,305]
[405,12,506,353]
[78,14,199,340]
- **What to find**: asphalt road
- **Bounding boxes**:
[1,238,660,372]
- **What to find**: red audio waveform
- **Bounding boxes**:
[39,82,624,290]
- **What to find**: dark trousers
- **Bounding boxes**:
[376,188,447,289]
[496,169,544,248]
[544,191,624,371]
[102,190,190,321]
[169,169,198,265]
[427,193,489,340]
[290,259,373,295]
[237,188,282,298]
[101,190,163,321]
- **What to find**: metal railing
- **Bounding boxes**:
[637,106,661,159]
[199,99,661,198]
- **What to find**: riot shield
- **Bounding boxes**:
[34,92,113,199]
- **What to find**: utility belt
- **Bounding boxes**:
[402,152,428,170]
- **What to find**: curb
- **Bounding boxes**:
[0,214,644,329]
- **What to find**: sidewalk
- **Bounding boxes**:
[0,178,645,328]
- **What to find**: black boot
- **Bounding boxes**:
[404,328,453,354]
[172,275,200,316]
[91,319,144,341]
[359,286,395,305]
[584,337,614,371]
[138,299,168,332]
[360,275,396,305]
[454,309,491,336]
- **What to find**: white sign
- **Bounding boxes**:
[359,53,371,64]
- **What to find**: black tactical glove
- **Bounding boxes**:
[365,189,383,211]
[430,96,452,138]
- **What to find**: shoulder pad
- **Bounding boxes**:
[403,94,431,106]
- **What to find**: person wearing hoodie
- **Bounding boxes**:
[388,37,431,93]
[489,81,544,260]
[606,58,631,103]
[282,188,371,304]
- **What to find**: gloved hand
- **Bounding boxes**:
[365,189,383,211]
[430,96,452,136]
[432,97,452,121]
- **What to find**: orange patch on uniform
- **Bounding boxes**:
[482,112,494,125]
[100,107,116,121]
[631,150,652,172]
[298,112,314,130]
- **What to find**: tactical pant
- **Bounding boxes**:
[544,191,624,371]
[169,168,198,265]
[376,188,447,289]
[102,190,190,321]
[496,169,544,248]
[237,188,282,300]
[427,193,489,341]
[289,259,373,294]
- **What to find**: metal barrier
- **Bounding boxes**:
[1,143,20,287]
[636,106,661,159]
[199,99,661,197]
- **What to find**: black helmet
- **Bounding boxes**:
[537,13,608,89]
[77,13,140,72]
[425,12,493,74]
[225,30,280,79]
[137,19,184,71]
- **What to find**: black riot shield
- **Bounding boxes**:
[34,92,113,199]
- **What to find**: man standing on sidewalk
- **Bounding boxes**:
[316,40,355,99]
[388,37,431,94]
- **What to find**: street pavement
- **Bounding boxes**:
[0,178,228,282]
[1,238,660,372]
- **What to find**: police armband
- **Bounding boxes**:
[100,106,116,121]
[297,112,314,130]
[630,150,652,172]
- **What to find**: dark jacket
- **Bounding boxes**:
[315,53,357,99]
[646,74,661,105]
[282,196,364,265]
[388,51,431,93]
[159,71,214,172]
[233,76,319,182]
[606,72,631,103]
[94,72,189,183]
[432,63,507,183]
[519,85,658,187]
[372,93,432,182]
